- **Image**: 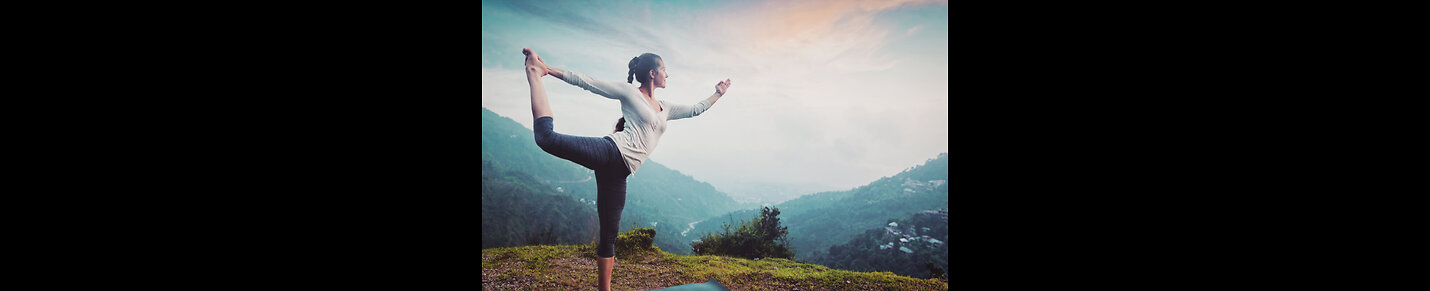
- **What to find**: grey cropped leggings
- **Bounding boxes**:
[533,116,629,258]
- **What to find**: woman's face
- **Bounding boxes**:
[652,59,668,89]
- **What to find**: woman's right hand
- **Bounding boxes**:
[715,78,732,95]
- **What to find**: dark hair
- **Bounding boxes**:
[613,117,626,133]
[627,53,662,84]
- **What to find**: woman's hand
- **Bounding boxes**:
[700,78,731,108]
[523,48,550,76]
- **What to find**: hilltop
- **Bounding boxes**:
[482,228,948,290]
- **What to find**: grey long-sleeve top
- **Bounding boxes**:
[560,70,711,174]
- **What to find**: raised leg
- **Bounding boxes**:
[524,48,553,120]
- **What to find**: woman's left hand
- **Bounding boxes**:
[715,78,732,95]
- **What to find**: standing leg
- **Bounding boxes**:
[597,257,615,291]
[594,167,629,291]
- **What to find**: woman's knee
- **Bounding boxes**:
[596,228,619,257]
[532,117,557,150]
[533,131,553,151]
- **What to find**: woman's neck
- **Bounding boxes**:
[639,85,655,99]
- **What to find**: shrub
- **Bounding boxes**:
[691,207,795,260]
[616,227,658,255]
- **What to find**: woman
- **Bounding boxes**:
[522,48,730,291]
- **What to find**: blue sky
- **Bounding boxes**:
[482,0,948,197]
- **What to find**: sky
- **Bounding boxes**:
[482,0,948,198]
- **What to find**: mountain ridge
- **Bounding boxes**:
[685,153,949,264]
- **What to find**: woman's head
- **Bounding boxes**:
[627,53,667,88]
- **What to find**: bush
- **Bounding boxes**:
[616,227,659,255]
[691,207,795,260]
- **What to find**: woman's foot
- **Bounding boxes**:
[523,48,549,76]
[525,48,555,120]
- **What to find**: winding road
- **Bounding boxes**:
[544,175,593,184]
[681,219,706,237]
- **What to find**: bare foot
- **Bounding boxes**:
[523,48,549,76]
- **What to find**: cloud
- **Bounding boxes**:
[732,0,939,54]
[482,0,948,193]
[495,0,676,56]
[906,24,924,36]
[665,0,947,81]
[638,0,947,190]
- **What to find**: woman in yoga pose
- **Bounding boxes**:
[522,48,730,291]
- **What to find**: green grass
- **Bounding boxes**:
[483,227,947,290]
[664,254,945,290]
[483,244,579,280]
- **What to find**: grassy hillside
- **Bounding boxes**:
[482,228,948,290]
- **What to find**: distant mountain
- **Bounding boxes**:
[686,153,949,263]
[808,209,949,279]
[482,161,599,248]
[481,108,741,254]
[481,107,589,182]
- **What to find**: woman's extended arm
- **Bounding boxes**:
[668,79,731,120]
[547,65,634,101]
[525,49,632,100]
